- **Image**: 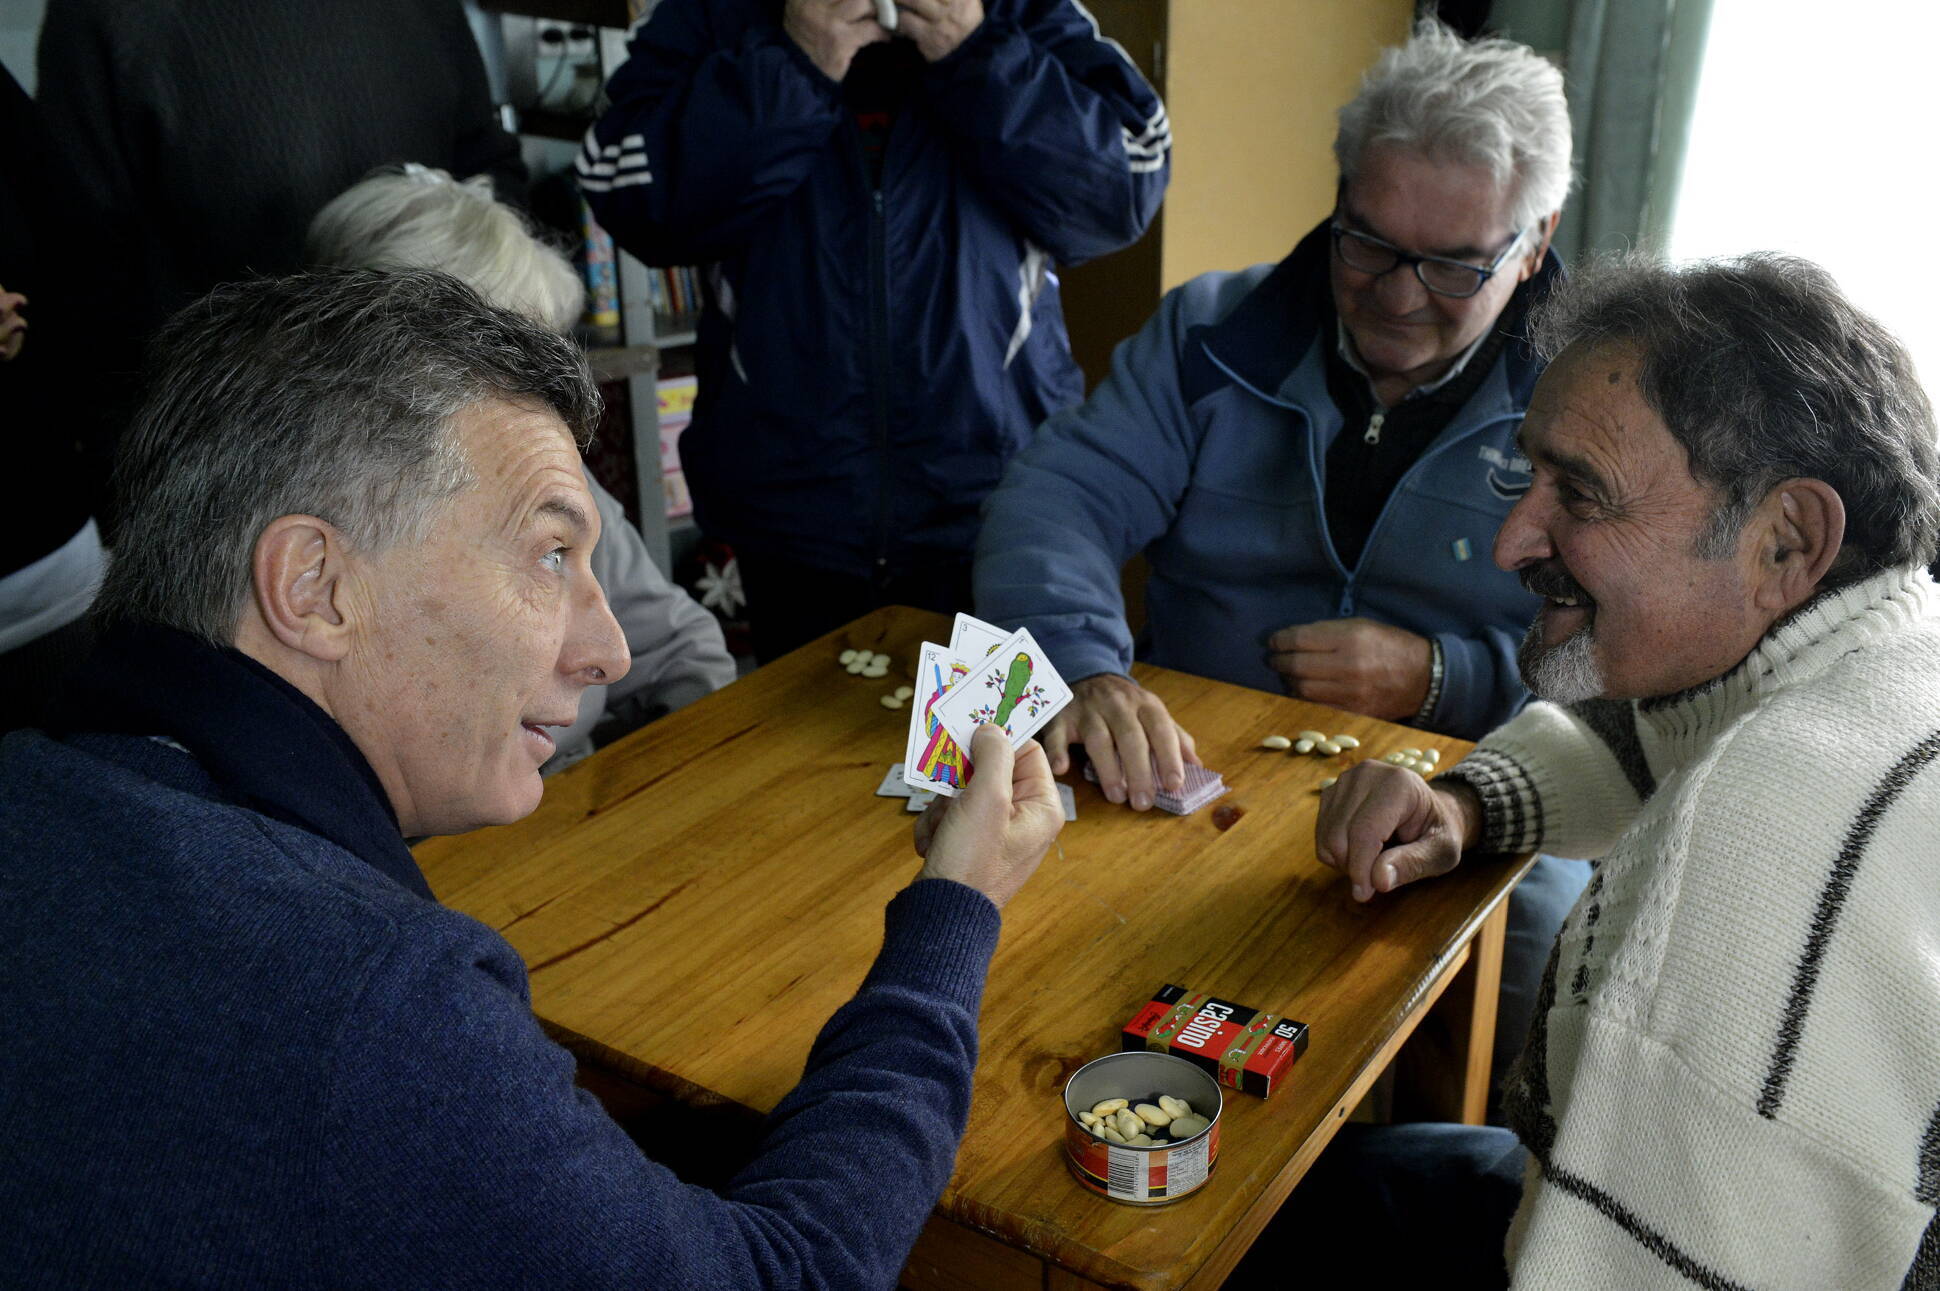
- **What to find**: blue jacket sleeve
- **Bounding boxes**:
[921,1,1168,264]
[318,879,999,1288]
[975,279,1207,681]
[576,1,847,266]
[1429,627,1530,741]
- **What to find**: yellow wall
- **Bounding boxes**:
[1161,0,1413,290]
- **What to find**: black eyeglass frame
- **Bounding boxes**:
[1328,220,1529,300]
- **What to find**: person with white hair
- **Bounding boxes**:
[974,17,1578,1085]
[307,165,736,769]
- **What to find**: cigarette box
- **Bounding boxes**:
[1121,984,1309,1098]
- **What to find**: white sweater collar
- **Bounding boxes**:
[1633,566,1936,765]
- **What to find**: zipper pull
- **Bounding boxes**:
[1363,410,1385,445]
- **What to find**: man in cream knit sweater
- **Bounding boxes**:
[1309,254,1940,1288]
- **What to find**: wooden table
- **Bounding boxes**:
[414,607,1532,1290]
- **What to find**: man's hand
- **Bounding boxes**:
[894,0,983,61]
[914,724,1064,909]
[784,0,891,83]
[1267,617,1432,722]
[1314,762,1481,902]
[1038,673,1198,812]
[0,287,27,362]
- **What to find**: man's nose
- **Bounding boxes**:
[1373,263,1430,313]
[566,579,630,686]
[1493,490,1553,572]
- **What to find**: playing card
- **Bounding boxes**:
[1083,760,1227,815]
[931,627,1072,758]
[876,764,914,798]
[948,612,1010,661]
[903,642,973,797]
[1058,782,1077,822]
[906,788,938,812]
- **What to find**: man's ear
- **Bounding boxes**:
[1519,210,1561,282]
[1748,478,1845,614]
[251,515,354,662]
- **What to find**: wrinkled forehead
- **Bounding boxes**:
[1338,144,1519,257]
[1521,341,1695,482]
[447,396,593,534]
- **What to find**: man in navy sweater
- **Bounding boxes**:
[0,268,1064,1287]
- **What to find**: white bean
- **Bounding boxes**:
[879,694,904,709]
[839,649,859,665]
[1298,730,1326,743]
[1318,776,1337,789]
[1078,1111,1101,1128]
[1127,1134,1156,1147]
[1384,752,1408,764]
[1090,1098,1128,1117]
[1133,1102,1171,1127]
[1113,1109,1144,1139]
[861,665,889,678]
[1293,738,1316,754]
[1423,748,1441,764]
[1332,734,1361,749]
[1400,747,1422,758]
[1168,1113,1210,1139]
[1316,739,1342,756]
[872,653,893,667]
[893,685,914,700]
[845,659,867,675]
[1158,1095,1192,1119]
[1261,735,1293,751]
[1101,1125,1127,1144]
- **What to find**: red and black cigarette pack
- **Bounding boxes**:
[1121,984,1309,1098]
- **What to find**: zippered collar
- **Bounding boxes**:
[1195,219,1562,418]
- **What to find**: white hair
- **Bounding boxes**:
[1334,17,1572,231]
[305,165,585,334]
[1517,619,1606,703]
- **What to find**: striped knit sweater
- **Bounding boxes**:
[1443,566,1940,1289]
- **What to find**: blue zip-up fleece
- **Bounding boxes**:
[578,0,1169,579]
[976,222,1559,740]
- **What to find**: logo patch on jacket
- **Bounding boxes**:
[1478,445,1532,500]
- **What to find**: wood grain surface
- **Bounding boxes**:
[414,607,1532,1289]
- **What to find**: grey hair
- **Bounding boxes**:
[1335,17,1572,232]
[305,165,586,334]
[95,268,602,643]
[1530,252,1940,581]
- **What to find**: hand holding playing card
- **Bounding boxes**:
[1041,674,1198,811]
[916,725,1063,909]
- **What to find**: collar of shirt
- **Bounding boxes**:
[1335,318,1492,409]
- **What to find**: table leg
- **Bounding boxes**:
[1392,898,1508,1126]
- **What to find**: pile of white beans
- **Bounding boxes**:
[1260,730,1361,757]
[1076,1094,1210,1147]
[839,649,894,677]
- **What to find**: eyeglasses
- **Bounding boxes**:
[1329,221,1527,299]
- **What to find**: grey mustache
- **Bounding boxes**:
[1520,566,1591,602]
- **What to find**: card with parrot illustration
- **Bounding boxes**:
[931,627,1072,758]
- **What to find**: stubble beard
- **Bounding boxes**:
[1517,617,1607,704]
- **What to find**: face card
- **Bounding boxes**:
[948,612,1010,661]
[932,627,1072,758]
[902,642,973,797]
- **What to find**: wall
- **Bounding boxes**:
[1160,0,1412,289]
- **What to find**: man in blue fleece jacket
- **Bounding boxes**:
[0,268,1064,1288]
[973,19,1583,1087]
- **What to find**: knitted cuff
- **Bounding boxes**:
[1412,636,1446,727]
[1435,746,1544,854]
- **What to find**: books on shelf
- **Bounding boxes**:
[655,375,698,520]
[643,264,702,335]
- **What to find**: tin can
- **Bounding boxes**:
[1062,1050,1222,1205]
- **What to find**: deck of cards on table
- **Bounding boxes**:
[902,613,1072,797]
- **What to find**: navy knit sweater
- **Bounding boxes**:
[0,725,998,1287]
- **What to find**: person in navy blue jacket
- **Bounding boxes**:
[0,269,1066,1287]
[578,0,1169,660]
[974,19,1583,1091]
